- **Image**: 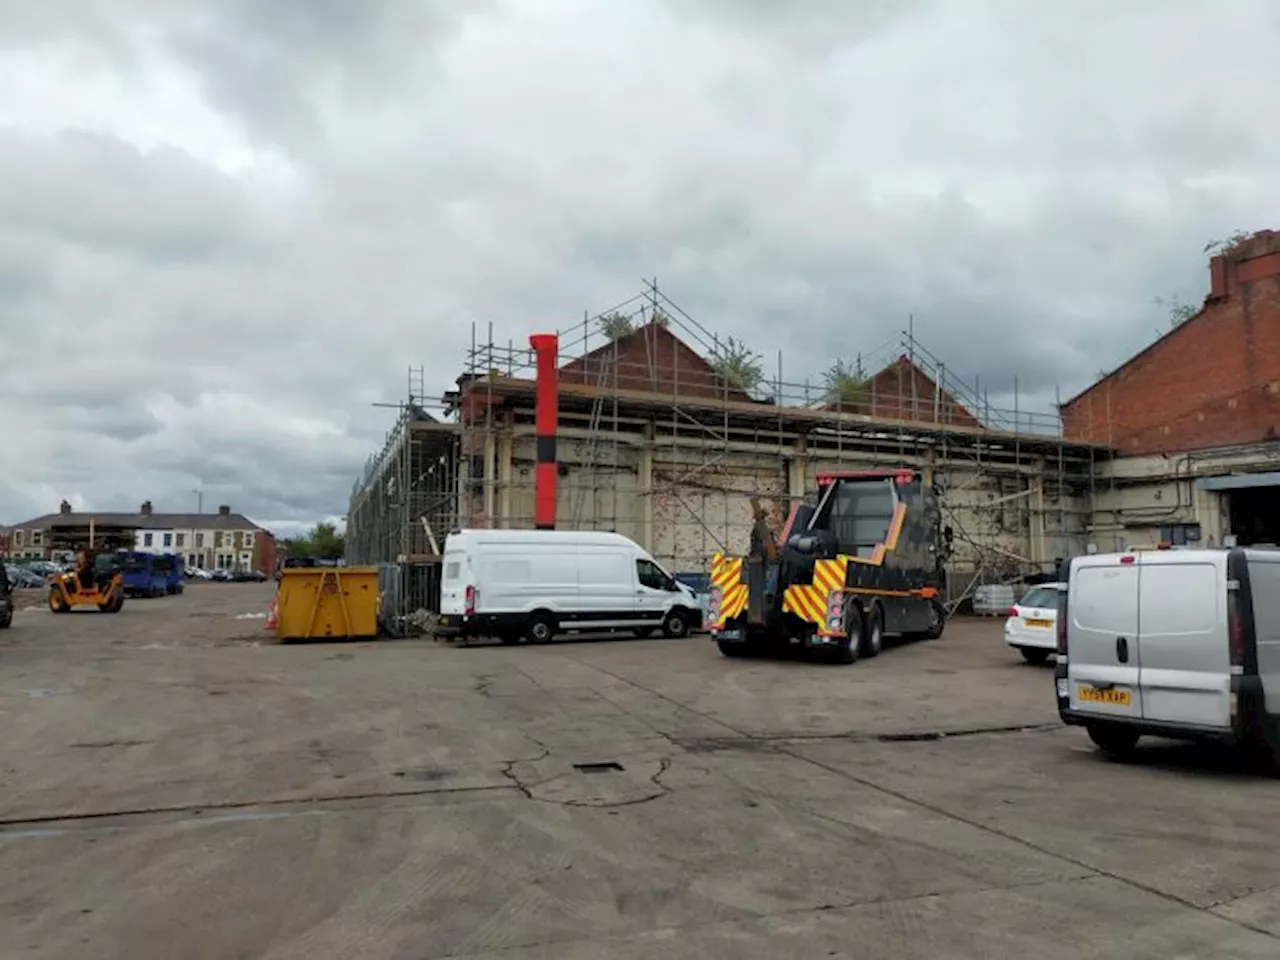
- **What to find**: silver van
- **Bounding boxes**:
[1055,547,1280,759]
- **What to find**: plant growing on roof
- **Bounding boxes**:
[1204,230,1251,257]
[599,311,635,341]
[823,360,871,409]
[1152,295,1197,330]
[649,307,671,328]
[711,336,763,392]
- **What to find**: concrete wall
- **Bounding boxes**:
[1086,444,1280,550]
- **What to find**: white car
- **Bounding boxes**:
[1004,582,1064,665]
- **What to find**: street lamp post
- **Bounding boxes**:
[193,489,203,568]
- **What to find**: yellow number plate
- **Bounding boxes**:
[1078,686,1131,707]
[1024,618,1053,628]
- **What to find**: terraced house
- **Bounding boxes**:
[4,500,277,574]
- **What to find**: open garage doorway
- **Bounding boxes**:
[1227,486,1280,546]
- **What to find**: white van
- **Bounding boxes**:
[1055,547,1280,759]
[436,529,701,644]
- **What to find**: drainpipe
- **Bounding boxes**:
[529,333,559,530]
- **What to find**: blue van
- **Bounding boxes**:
[118,552,169,598]
[157,554,185,595]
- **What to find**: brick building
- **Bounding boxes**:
[1059,230,1280,550]
[1062,230,1280,454]
[819,355,981,427]
[559,321,756,401]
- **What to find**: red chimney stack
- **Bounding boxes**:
[529,333,559,529]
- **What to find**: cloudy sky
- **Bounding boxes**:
[2,0,1277,535]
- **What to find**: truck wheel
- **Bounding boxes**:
[718,641,745,658]
[861,605,884,659]
[1087,723,1140,759]
[835,605,863,664]
[523,613,555,645]
[662,609,690,639]
[923,598,946,640]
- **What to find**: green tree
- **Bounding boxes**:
[599,311,634,340]
[711,336,763,392]
[649,307,671,328]
[823,361,871,408]
[286,522,346,561]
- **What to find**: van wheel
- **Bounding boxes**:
[524,613,555,645]
[1019,647,1051,666]
[861,604,883,658]
[1087,724,1140,759]
[662,610,690,639]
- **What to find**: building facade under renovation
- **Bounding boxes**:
[349,286,1098,617]
[350,233,1280,619]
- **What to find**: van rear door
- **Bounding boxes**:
[1067,556,1143,719]
[1136,554,1231,729]
[440,536,470,616]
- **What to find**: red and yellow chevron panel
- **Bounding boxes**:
[709,553,747,626]
[782,584,826,623]
[782,556,848,630]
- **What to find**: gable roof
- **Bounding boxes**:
[9,511,267,532]
[559,321,756,403]
[817,355,982,427]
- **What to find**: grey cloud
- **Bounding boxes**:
[0,129,257,262]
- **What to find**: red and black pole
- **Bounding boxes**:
[529,333,559,530]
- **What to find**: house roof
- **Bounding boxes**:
[10,511,267,532]
[816,355,981,427]
[559,321,756,403]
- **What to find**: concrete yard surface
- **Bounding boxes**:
[1,587,1279,958]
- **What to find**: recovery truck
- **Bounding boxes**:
[707,469,952,663]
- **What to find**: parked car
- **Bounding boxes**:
[0,563,12,629]
[5,565,46,589]
[674,572,711,626]
[437,529,701,644]
[1003,582,1064,665]
[1056,547,1280,760]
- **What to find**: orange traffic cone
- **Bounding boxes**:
[265,597,279,631]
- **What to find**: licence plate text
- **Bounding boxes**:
[1078,685,1131,707]
[1024,618,1052,628]
[717,628,744,641]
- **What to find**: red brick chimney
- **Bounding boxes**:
[140,500,153,517]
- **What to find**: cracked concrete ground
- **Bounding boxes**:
[2,585,1279,958]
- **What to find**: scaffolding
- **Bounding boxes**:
[348,281,1107,620]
